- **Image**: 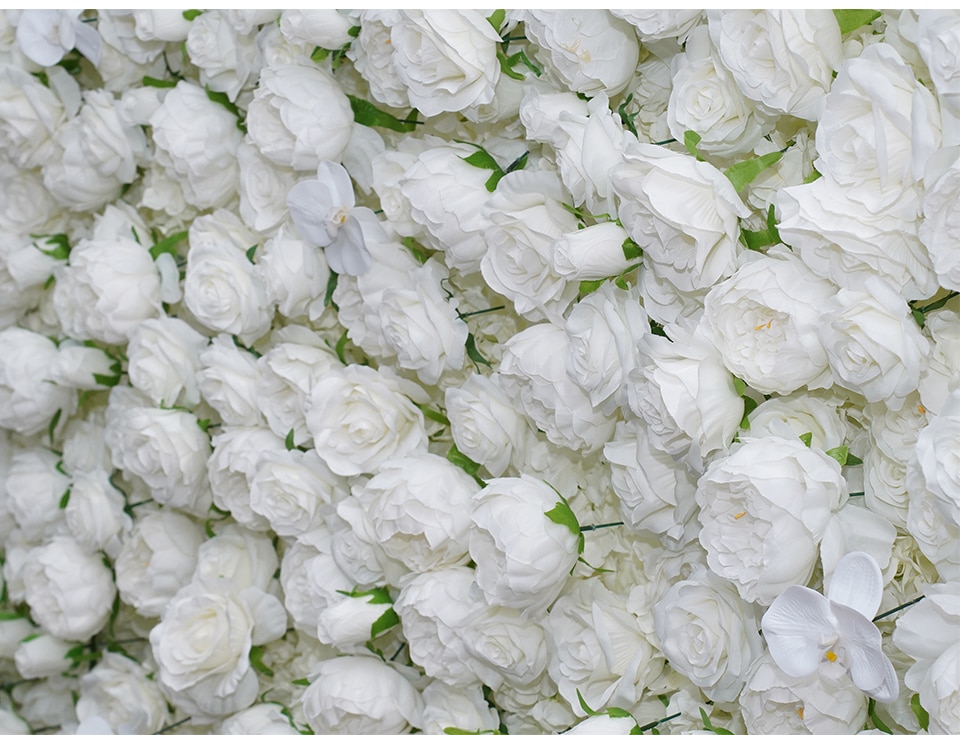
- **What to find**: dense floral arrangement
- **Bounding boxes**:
[0,8,958,735]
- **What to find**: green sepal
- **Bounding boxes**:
[724,149,786,193]
[203,518,216,538]
[698,707,735,735]
[32,233,70,260]
[182,9,202,21]
[803,168,823,184]
[21,632,42,644]
[465,333,491,367]
[621,238,642,261]
[371,607,400,638]
[799,432,813,448]
[335,332,349,365]
[910,692,929,730]
[487,9,505,32]
[149,231,188,261]
[59,488,71,510]
[605,707,633,719]
[544,497,584,555]
[579,279,605,296]
[347,25,361,38]
[347,95,420,132]
[93,371,122,387]
[249,645,274,677]
[0,611,25,621]
[245,245,257,264]
[683,130,703,161]
[733,377,748,397]
[284,429,296,451]
[826,445,850,465]
[834,9,881,35]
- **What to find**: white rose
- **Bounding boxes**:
[816,43,940,208]
[388,11,501,116]
[470,475,580,615]
[255,325,339,446]
[697,437,847,604]
[237,142,299,235]
[0,327,75,436]
[220,703,301,735]
[150,580,286,717]
[610,10,703,42]
[565,282,650,415]
[132,10,192,42]
[912,391,960,527]
[700,248,837,395]
[906,479,960,583]
[183,210,272,346]
[301,656,423,734]
[6,445,69,543]
[421,681,500,735]
[98,10,166,66]
[257,226,329,320]
[739,653,867,735]
[278,539,347,634]
[820,278,930,410]
[894,584,960,735]
[353,454,475,582]
[740,392,848,451]
[604,421,698,547]
[75,653,167,734]
[0,166,59,236]
[14,634,73,679]
[115,509,204,617]
[127,316,207,408]
[278,10,355,50]
[480,170,580,322]
[105,387,212,517]
[193,525,277,592]
[208,426,286,531]
[149,81,244,210]
[550,222,637,281]
[0,64,64,168]
[64,470,131,559]
[917,11,960,120]
[654,569,764,703]
[0,616,35,659]
[920,146,960,291]
[24,536,115,640]
[667,26,773,160]
[394,567,480,686]
[499,323,616,454]
[52,236,162,345]
[919,310,960,414]
[545,577,659,715]
[399,140,493,274]
[445,373,535,477]
[246,63,353,171]
[376,259,467,384]
[185,11,261,102]
[304,364,428,476]
[626,320,743,464]
[777,175,939,301]
[348,12,409,109]
[49,341,119,392]
[197,334,262,427]
[612,145,750,294]
[249,449,347,538]
[519,11,639,95]
[707,10,842,121]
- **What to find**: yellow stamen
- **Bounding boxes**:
[825,650,837,663]
[797,708,804,720]
[733,511,747,520]
[918,404,926,414]
[754,319,773,331]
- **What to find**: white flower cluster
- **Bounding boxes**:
[0,8,957,735]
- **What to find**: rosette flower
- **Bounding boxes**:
[761,551,899,702]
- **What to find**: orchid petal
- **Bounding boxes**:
[833,601,889,692]
[328,214,370,276]
[287,179,336,248]
[761,585,836,678]
[827,551,883,619]
[862,652,900,704]
[316,159,356,208]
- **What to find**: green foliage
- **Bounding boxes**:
[285,429,296,451]
[402,236,431,264]
[142,76,178,88]
[59,488,71,509]
[487,9,506,32]
[205,86,246,131]
[465,333,491,368]
[32,233,70,260]
[324,270,339,308]
[621,238,642,261]
[447,444,486,487]
[867,698,893,734]
[834,9,882,35]
[544,494,584,555]
[245,245,257,264]
[911,692,930,730]
[683,130,703,160]
[249,645,274,677]
[799,432,813,448]
[740,204,783,251]
[724,149,786,193]
[149,231,188,261]
[348,95,420,132]
[182,9,202,20]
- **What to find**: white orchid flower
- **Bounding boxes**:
[761,551,899,702]
[286,160,372,277]
[15,10,102,67]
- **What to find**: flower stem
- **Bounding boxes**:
[873,595,925,622]
[153,717,191,735]
[459,305,505,320]
[639,711,683,731]
[579,521,625,532]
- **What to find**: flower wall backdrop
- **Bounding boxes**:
[0,9,958,735]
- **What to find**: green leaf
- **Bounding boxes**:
[846,452,863,466]
[912,308,926,328]
[197,418,211,433]
[182,9,202,21]
[605,707,633,719]
[579,279,605,296]
[335,332,349,365]
[285,429,295,451]
[292,677,310,686]
[867,698,893,734]
[799,432,813,448]
[0,611,25,621]
[576,689,599,716]
[544,499,584,555]
[245,245,257,264]
[733,377,748,397]
[683,130,703,160]
[505,150,529,174]
[311,46,331,63]
[621,238,642,261]
[614,262,640,290]
[21,632,42,644]
[447,444,485,486]
[699,707,712,729]
[59,489,71,510]
[347,95,419,132]
[204,518,216,538]
[249,645,274,677]
[48,408,62,443]
[149,231,188,260]
[419,405,451,426]
[740,395,758,430]
[803,168,823,184]
[617,93,639,137]
[142,76,178,88]
[834,9,882,35]
[371,607,400,638]
[462,148,501,172]
[826,445,850,465]
[911,692,930,730]
[93,371,121,387]
[324,270,339,308]
[724,149,785,193]
[205,86,246,131]
[347,25,361,38]
[32,233,70,260]
[487,9,505,32]
[401,236,431,264]
[465,333,491,368]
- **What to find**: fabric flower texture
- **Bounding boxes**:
[761,551,899,702]
[287,160,372,276]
